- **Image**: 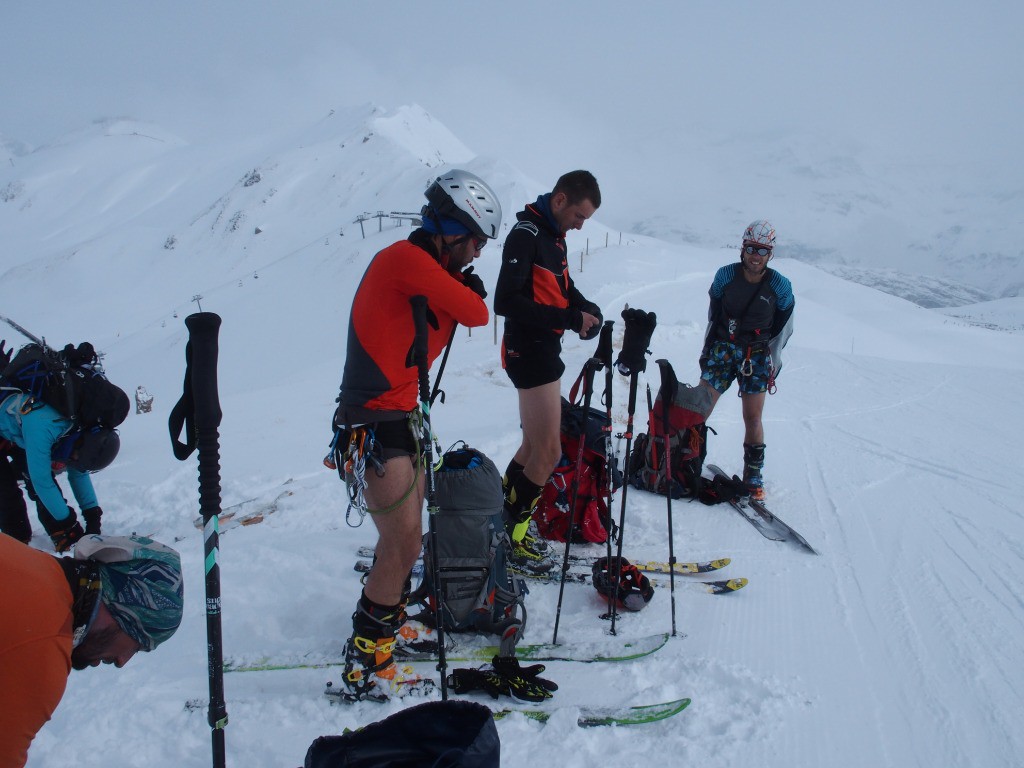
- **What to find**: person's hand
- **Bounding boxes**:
[461,266,487,299]
[579,302,603,340]
[49,513,85,552]
[0,339,12,369]
[578,311,600,340]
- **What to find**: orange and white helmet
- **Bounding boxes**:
[742,219,776,248]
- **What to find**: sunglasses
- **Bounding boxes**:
[743,244,772,257]
[453,234,487,251]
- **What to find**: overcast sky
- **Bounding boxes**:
[3,1,1022,237]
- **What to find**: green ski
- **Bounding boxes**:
[494,697,691,727]
[226,632,669,673]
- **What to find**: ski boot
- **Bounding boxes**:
[742,443,767,502]
[338,595,427,702]
[508,526,555,574]
[503,473,553,574]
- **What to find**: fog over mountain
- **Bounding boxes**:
[2,2,1021,305]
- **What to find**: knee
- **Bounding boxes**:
[536,439,562,473]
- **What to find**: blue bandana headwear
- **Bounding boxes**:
[420,208,472,236]
[76,535,184,652]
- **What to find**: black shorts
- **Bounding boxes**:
[338,415,418,460]
[502,335,565,390]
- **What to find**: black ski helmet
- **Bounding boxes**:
[69,427,120,472]
[591,556,654,611]
[423,170,502,240]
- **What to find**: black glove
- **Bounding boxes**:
[449,668,507,699]
[449,656,558,703]
[0,339,11,369]
[698,474,747,506]
[461,266,487,299]
[82,506,103,535]
[49,513,85,553]
[615,308,657,376]
[491,655,558,702]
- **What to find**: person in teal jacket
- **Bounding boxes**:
[0,391,119,550]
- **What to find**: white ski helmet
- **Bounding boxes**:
[424,170,503,240]
[742,219,776,248]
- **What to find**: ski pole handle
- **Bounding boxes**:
[596,320,614,370]
[185,313,223,432]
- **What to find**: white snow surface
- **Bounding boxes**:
[2,107,1023,768]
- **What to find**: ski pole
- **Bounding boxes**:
[409,295,448,700]
[0,313,45,346]
[167,312,227,768]
[552,356,600,645]
[656,359,679,637]
[606,369,639,634]
[606,308,657,633]
[596,321,616,620]
[429,324,457,406]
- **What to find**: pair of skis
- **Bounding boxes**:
[705,464,818,554]
[351,557,748,595]
[321,629,690,727]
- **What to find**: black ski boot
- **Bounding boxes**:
[742,443,766,501]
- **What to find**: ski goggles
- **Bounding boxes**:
[743,244,773,257]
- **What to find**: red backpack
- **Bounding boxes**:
[628,362,712,499]
[535,386,621,544]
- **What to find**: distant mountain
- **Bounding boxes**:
[621,128,1023,307]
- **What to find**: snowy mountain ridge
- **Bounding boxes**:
[3,105,1021,315]
[2,103,1022,768]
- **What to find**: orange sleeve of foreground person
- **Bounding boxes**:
[0,536,74,768]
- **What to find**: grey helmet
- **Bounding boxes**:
[424,170,503,240]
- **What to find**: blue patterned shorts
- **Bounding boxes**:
[700,341,771,395]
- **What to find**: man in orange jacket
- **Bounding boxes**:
[329,170,501,701]
[0,534,184,767]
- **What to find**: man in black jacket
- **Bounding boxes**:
[493,170,603,569]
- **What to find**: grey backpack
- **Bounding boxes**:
[410,443,526,655]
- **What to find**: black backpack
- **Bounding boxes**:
[409,444,526,656]
[305,700,499,768]
[1,342,129,429]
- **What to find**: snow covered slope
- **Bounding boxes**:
[5,107,1022,768]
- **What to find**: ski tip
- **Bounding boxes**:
[705,577,748,594]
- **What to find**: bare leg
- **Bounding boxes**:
[512,380,563,486]
[740,392,766,445]
[361,455,424,606]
